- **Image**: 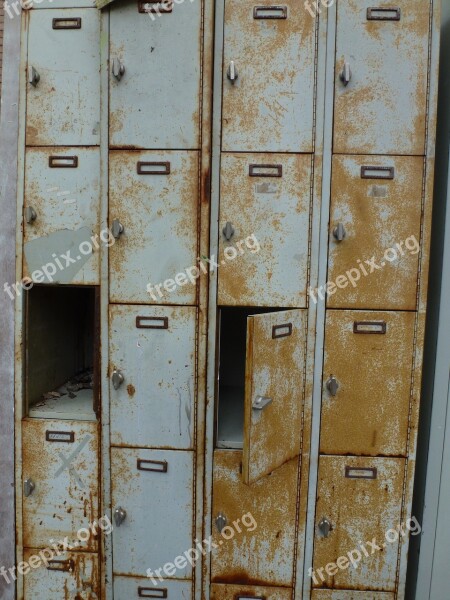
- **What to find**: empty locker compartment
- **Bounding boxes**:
[25,285,99,421]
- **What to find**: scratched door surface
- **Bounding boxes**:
[211,583,292,600]
[109,305,196,449]
[333,0,430,155]
[312,591,395,600]
[22,420,99,552]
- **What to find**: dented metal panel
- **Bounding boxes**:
[320,310,415,456]
[211,583,292,600]
[334,0,430,155]
[22,420,99,552]
[109,150,199,304]
[222,0,316,152]
[218,153,312,307]
[311,592,394,600]
[23,147,100,285]
[313,456,404,591]
[109,304,196,449]
[211,450,298,587]
[111,448,194,578]
[327,155,423,310]
[109,0,202,149]
[114,576,192,599]
[242,309,306,484]
[26,9,100,146]
[22,549,99,599]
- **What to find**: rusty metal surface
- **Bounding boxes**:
[242,309,307,484]
[109,150,199,304]
[333,0,430,155]
[311,591,394,600]
[211,583,292,600]
[313,456,404,591]
[22,549,99,599]
[221,0,316,152]
[211,450,298,587]
[22,420,100,552]
[327,155,424,310]
[218,153,312,307]
[114,576,192,598]
[320,310,415,457]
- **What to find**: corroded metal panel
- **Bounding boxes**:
[327,155,423,310]
[109,150,199,304]
[242,309,307,484]
[334,0,430,155]
[26,9,100,146]
[222,0,316,152]
[22,420,100,552]
[109,0,202,149]
[22,549,99,599]
[320,310,415,456]
[114,576,192,599]
[211,450,298,587]
[109,304,196,449]
[211,583,292,600]
[23,147,101,285]
[311,591,394,600]
[111,448,194,578]
[218,153,312,307]
[313,456,404,591]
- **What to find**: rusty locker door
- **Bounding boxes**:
[221,0,316,152]
[333,0,430,155]
[109,151,199,304]
[114,577,192,599]
[211,584,292,600]
[218,154,312,307]
[320,310,415,456]
[242,309,307,484]
[109,0,202,149]
[327,156,423,310]
[22,420,99,552]
[23,148,101,286]
[211,450,298,587]
[313,456,405,591]
[311,592,394,600]
[26,9,100,146]
[109,305,196,449]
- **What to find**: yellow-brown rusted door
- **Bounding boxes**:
[212,583,292,600]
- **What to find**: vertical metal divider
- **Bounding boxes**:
[302,3,337,598]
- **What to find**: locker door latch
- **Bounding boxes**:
[215,513,227,533]
[318,517,332,538]
[339,62,352,86]
[114,506,127,527]
[25,206,37,224]
[112,369,125,390]
[112,219,124,239]
[227,61,238,84]
[222,222,235,241]
[112,58,126,81]
[24,478,36,498]
[28,65,40,87]
[252,395,273,410]
[326,375,339,397]
[332,222,346,242]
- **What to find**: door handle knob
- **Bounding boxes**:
[222,222,235,241]
[326,376,339,397]
[28,65,40,87]
[111,369,125,390]
[227,61,238,84]
[24,478,36,498]
[339,62,352,86]
[215,513,227,533]
[114,506,127,527]
[112,219,124,239]
[25,206,37,224]
[318,517,332,538]
[252,395,273,410]
[332,223,346,242]
[112,58,125,81]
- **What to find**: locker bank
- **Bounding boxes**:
[0,1,441,599]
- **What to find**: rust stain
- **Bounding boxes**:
[126,384,136,398]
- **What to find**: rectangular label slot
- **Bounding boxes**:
[45,431,75,443]
[137,161,171,175]
[137,459,168,473]
[345,466,378,480]
[138,1,173,14]
[249,164,283,178]
[272,323,292,339]
[52,18,82,29]
[49,156,78,169]
[138,589,168,598]
[353,321,387,335]
[367,7,401,21]
[47,559,75,572]
[136,316,169,330]
[361,166,395,180]
[253,5,287,19]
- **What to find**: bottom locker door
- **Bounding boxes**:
[211,583,292,600]
[211,450,298,587]
[22,550,99,599]
[111,448,194,578]
[311,592,394,600]
[114,576,192,599]
[313,457,404,592]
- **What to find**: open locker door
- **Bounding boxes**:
[242,309,307,485]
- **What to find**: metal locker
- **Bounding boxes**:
[221,0,316,152]
[109,0,202,149]
[26,9,100,147]
[320,310,416,456]
[22,420,99,552]
[311,593,394,600]
[211,584,292,600]
[22,550,99,599]
[30,0,96,7]
[109,151,199,305]
[333,0,430,155]
[218,154,312,307]
[211,450,298,587]
[109,304,196,449]
[313,456,404,592]
[111,448,194,578]
[23,148,101,286]
[114,577,192,599]
[327,155,423,310]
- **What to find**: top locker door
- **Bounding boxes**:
[26,9,100,147]
[109,0,202,149]
[334,0,430,156]
[222,0,316,153]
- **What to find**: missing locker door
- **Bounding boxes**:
[25,285,100,421]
